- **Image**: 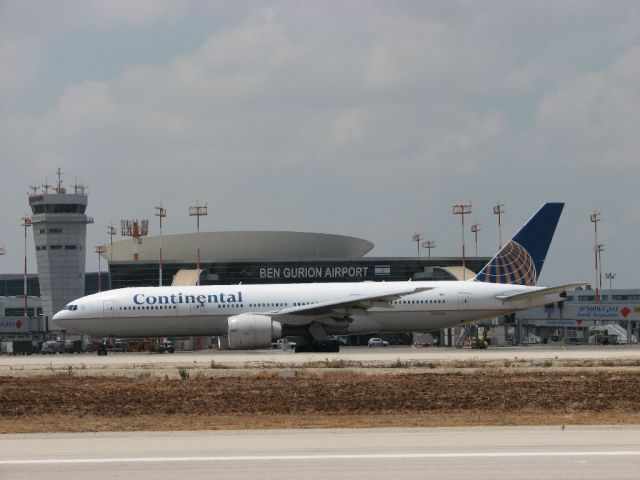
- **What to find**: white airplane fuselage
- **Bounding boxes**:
[53,280,562,338]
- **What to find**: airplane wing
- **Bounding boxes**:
[496,283,586,303]
[264,285,433,325]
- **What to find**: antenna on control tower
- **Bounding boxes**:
[121,219,149,261]
[72,180,88,194]
[42,178,52,194]
[54,167,66,194]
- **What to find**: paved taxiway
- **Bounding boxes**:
[1,426,639,479]
[2,345,640,371]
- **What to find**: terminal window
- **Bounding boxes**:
[49,228,63,233]
[64,245,77,250]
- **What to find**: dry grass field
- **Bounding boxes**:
[2,358,639,433]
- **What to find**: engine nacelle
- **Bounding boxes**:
[227,314,283,350]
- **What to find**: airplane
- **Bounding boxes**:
[53,202,582,352]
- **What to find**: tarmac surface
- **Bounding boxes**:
[2,426,639,479]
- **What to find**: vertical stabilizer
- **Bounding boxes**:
[473,203,564,285]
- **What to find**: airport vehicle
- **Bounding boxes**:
[271,338,297,350]
[97,339,127,356]
[367,337,389,347]
[53,203,582,352]
[41,340,64,354]
[156,340,175,353]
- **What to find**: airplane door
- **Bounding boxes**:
[458,294,470,310]
[103,300,115,317]
[190,302,206,315]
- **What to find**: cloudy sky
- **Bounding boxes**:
[1,1,638,288]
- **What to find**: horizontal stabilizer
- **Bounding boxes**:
[496,283,586,303]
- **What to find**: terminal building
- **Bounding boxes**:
[105,231,488,288]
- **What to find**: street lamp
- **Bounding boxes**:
[155,204,167,286]
[453,203,472,280]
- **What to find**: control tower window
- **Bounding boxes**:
[31,204,45,214]
[49,228,63,233]
[44,204,80,213]
[64,245,77,250]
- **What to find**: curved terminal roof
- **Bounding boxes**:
[105,231,374,263]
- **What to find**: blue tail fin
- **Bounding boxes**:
[473,203,564,285]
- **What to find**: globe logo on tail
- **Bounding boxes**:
[475,240,537,286]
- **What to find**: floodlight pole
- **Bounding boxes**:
[493,202,505,250]
[422,240,436,258]
[595,243,605,302]
[21,217,32,318]
[453,203,472,280]
[107,223,116,289]
[155,205,166,287]
[604,272,616,292]
[590,211,601,303]
[94,245,107,292]
[189,203,208,282]
[471,223,481,257]
[412,233,423,257]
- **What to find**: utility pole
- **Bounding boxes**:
[155,204,166,286]
[453,203,472,280]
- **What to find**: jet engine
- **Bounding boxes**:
[227,314,283,349]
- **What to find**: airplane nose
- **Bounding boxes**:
[52,309,71,329]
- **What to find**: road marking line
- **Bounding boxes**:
[2,451,640,465]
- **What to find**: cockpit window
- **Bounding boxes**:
[64,304,78,311]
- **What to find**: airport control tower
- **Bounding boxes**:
[28,169,93,326]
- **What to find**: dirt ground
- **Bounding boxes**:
[2,367,639,433]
